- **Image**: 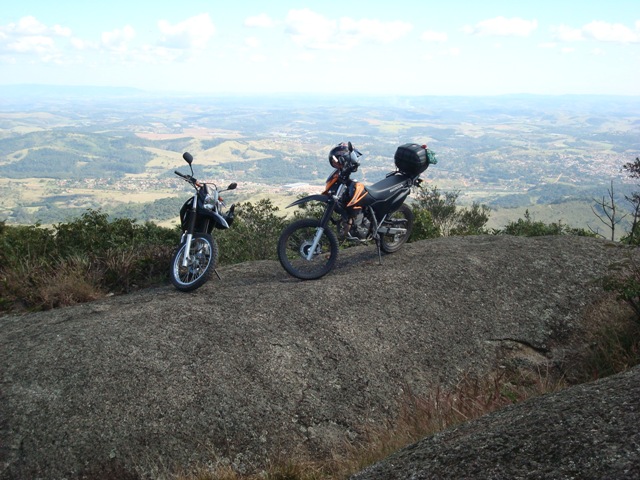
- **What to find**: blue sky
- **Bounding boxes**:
[1,0,639,96]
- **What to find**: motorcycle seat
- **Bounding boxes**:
[365,173,412,200]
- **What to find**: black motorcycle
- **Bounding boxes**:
[170,152,237,291]
[277,142,437,280]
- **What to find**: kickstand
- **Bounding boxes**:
[375,239,382,265]
[214,269,222,280]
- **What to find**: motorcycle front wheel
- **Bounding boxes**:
[170,233,218,292]
[380,203,414,253]
[277,218,339,280]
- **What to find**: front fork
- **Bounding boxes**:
[305,184,343,260]
[182,193,199,267]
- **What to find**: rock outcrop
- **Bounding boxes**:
[351,365,640,480]
[0,235,636,478]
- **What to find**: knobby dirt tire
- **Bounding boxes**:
[380,203,414,254]
[277,218,339,280]
[170,233,218,292]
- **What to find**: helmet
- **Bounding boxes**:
[329,142,350,169]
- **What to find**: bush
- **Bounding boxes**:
[409,207,439,242]
[602,255,640,324]
[0,209,178,313]
[216,199,287,264]
[412,185,491,237]
[498,210,595,237]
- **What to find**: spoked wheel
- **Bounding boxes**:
[170,233,218,292]
[277,218,339,280]
[380,203,414,253]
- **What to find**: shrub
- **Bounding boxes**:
[412,185,491,237]
[409,207,439,242]
[216,199,287,264]
[602,255,640,323]
[0,209,178,313]
[498,210,595,237]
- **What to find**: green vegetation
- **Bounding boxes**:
[0,184,617,315]
[0,210,178,312]
[497,209,595,237]
[0,131,153,179]
[411,185,491,237]
[216,199,288,264]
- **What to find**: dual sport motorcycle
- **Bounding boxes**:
[170,152,237,292]
[277,142,437,280]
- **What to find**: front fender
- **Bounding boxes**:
[193,209,229,229]
[286,194,330,209]
[209,210,229,229]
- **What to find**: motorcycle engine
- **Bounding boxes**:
[353,212,370,239]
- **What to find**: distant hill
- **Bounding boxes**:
[1,90,639,232]
[0,84,145,101]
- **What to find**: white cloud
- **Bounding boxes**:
[52,25,72,37]
[466,17,538,37]
[285,9,337,49]
[158,13,215,49]
[552,25,584,42]
[12,16,48,35]
[245,13,275,28]
[6,35,55,54]
[285,9,411,50]
[69,38,86,50]
[0,16,72,55]
[339,18,413,44]
[553,20,639,44]
[101,25,135,52]
[583,20,638,43]
[421,30,448,43]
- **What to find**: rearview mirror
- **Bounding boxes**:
[227,182,238,190]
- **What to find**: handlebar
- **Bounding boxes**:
[174,170,198,187]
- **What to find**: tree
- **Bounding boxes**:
[412,185,491,237]
[589,180,626,241]
[623,192,640,244]
[623,157,640,179]
[622,158,640,244]
[413,186,460,236]
[216,199,287,264]
[451,202,491,236]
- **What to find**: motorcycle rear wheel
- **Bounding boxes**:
[278,218,339,280]
[170,233,218,292]
[380,203,414,253]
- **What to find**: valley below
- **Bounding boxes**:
[1,88,640,237]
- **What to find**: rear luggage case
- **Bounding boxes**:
[394,143,434,175]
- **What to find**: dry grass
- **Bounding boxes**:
[175,368,567,480]
[1,255,103,311]
[575,295,640,383]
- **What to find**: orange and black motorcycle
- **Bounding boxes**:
[277,141,437,280]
